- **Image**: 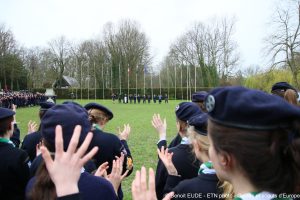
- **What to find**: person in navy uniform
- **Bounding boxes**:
[143,94,146,103]
[21,101,55,162]
[152,102,202,200]
[271,81,298,98]
[158,94,162,104]
[84,103,133,200]
[153,94,157,103]
[147,94,152,103]
[192,91,208,112]
[134,94,137,104]
[137,94,141,103]
[164,93,168,103]
[205,86,300,199]
[118,93,122,103]
[26,102,118,200]
[0,107,30,200]
[157,113,221,200]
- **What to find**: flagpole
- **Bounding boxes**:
[144,65,146,95]
[128,64,130,97]
[195,64,196,92]
[110,61,112,95]
[119,62,121,95]
[136,64,138,96]
[94,61,96,100]
[159,70,161,95]
[186,64,188,101]
[175,64,176,100]
[181,64,183,100]
[102,63,104,99]
[151,67,153,98]
[167,65,169,99]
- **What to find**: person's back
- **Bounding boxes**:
[0,142,30,200]
[0,107,30,200]
[26,171,117,200]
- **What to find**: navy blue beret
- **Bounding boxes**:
[40,102,55,111]
[0,108,15,120]
[192,91,208,102]
[271,82,296,92]
[41,102,91,151]
[205,86,300,130]
[84,103,113,120]
[175,102,202,122]
[188,113,208,135]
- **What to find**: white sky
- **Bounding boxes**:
[0,0,275,70]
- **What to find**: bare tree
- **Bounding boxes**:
[48,36,70,88]
[265,0,300,88]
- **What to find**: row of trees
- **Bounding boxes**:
[0,17,240,94]
[2,0,300,94]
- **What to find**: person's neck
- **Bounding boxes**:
[0,132,10,139]
[231,171,258,195]
[198,152,210,163]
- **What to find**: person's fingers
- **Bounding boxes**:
[55,125,64,156]
[67,125,81,154]
[148,168,155,193]
[121,170,129,180]
[76,132,94,158]
[140,166,147,191]
[133,170,141,194]
[162,192,174,200]
[40,146,53,170]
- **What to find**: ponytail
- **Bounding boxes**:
[29,160,56,200]
[287,138,300,193]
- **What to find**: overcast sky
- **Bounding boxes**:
[0,0,276,70]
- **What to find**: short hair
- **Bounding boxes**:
[0,116,13,136]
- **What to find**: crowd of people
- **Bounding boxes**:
[0,81,300,200]
[112,93,169,104]
[0,90,48,109]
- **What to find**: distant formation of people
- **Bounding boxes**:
[113,93,169,104]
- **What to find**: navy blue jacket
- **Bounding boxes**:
[21,131,42,162]
[155,143,200,200]
[0,142,30,200]
[26,172,118,200]
[165,173,221,200]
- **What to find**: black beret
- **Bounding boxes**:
[84,103,113,120]
[188,113,208,135]
[271,82,296,92]
[41,102,91,151]
[0,108,15,120]
[40,102,55,111]
[192,91,208,102]
[175,102,202,122]
[205,86,300,130]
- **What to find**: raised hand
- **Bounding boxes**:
[118,124,131,141]
[40,125,98,197]
[27,120,38,134]
[157,146,179,176]
[151,114,167,139]
[132,167,157,200]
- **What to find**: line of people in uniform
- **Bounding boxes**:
[112,93,169,104]
[0,90,47,109]
[0,81,300,200]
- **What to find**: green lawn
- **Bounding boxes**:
[16,99,184,200]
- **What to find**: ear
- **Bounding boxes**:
[218,151,233,169]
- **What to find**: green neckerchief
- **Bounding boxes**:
[0,137,15,147]
[198,161,215,175]
[234,191,291,200]
[93,124,102,131]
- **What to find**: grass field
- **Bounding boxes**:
[16,99,184,200]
